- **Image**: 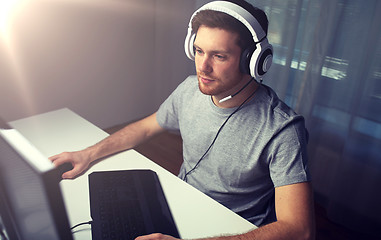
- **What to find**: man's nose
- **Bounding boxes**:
[198,55,212,73]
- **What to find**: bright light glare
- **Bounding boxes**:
[0,0,35,115]
[0,0,23,34]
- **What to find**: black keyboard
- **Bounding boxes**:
[96,183,145,238]
[89,170,180,240]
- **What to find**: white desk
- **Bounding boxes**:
[9,108,256,239]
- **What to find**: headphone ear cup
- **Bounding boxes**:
[249,39,273,79]
[257,48,273,76]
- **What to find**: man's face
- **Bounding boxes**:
[194,25,245,98]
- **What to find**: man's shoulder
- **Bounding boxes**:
[248,85,304,134]
[258,85,300,120]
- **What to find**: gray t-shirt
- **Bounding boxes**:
[156,75,310,226]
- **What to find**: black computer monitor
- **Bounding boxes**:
[0,121,73,240]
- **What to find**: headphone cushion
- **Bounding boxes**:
[239,45,256,75]
[185,31,196,60]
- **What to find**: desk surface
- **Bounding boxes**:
[9,108,255,239]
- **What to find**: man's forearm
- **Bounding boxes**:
[198,220,313,240]
[135,219,313,240]
[85,113,164,163]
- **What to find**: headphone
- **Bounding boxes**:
[184,0,273,80]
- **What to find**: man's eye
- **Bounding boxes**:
[215,55,226,60]
[195,48,203,54]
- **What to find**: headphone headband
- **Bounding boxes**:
[190,1,266,42]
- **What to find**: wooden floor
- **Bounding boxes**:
[105,126,376,240]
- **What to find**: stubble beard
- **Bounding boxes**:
[197,73,219,96]
[197,71,245,97]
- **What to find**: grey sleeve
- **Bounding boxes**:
[268,117,310,188]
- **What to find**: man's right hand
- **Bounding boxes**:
[49,150,92,179]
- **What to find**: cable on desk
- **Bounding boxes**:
[71,220,93,231]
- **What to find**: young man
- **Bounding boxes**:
[50,1,315,239]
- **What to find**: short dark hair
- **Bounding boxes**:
[191,0,268,51]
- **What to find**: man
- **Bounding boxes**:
[50,0,315,239]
